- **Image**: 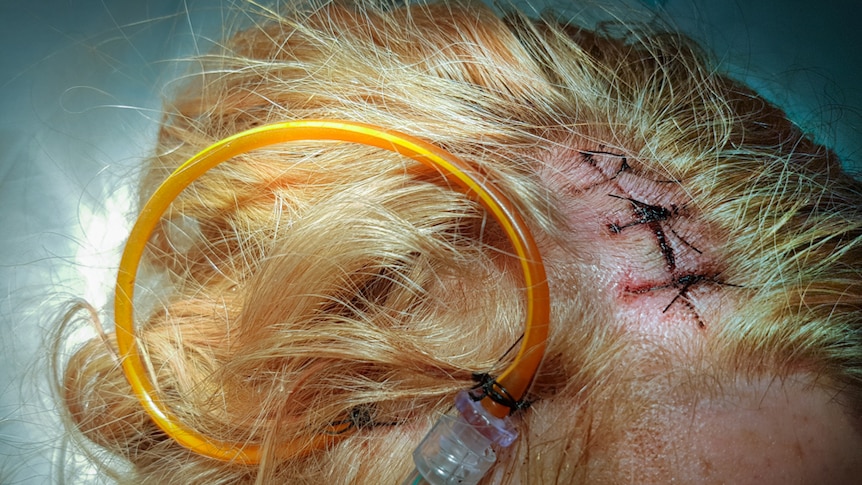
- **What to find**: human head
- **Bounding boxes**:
[58,1,862,483]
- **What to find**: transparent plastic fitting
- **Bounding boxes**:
[408,390,518,485]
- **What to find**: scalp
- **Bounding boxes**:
[56,1,862,483]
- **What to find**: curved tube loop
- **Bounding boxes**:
[115,120,550,463]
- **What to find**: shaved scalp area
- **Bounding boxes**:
[542,143,735,346]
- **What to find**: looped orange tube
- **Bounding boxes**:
[115,120,550,463]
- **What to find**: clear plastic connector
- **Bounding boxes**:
[407,390,518,485]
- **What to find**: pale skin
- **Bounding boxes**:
[672,376,862,484]
[520,374,862,484]
[525,141,862,483]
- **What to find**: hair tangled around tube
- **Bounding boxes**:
[56,1,862,483]
[114,118,551,464]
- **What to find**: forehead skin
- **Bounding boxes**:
[675,376,862,484]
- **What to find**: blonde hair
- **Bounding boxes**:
[57,1,862,483]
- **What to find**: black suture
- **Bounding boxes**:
[664,273,741,312]
[577,149,629,179]
[624,273,740,329]
[577,149,676,183]
[663,273,709,313]
[608,194,677,270]
[669,226,703,254]
[329,404,400,433]
[471,373,532,414]
[608,194,673,226]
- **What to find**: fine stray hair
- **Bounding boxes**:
[54,0,862,483]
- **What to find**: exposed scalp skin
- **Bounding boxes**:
[55,1,862,483]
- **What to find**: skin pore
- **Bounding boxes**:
[530,141,862,483]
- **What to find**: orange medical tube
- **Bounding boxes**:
[115,120,550,463]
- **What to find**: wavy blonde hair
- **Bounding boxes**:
[57,1,862,483]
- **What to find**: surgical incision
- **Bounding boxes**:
[555,147,734,330]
